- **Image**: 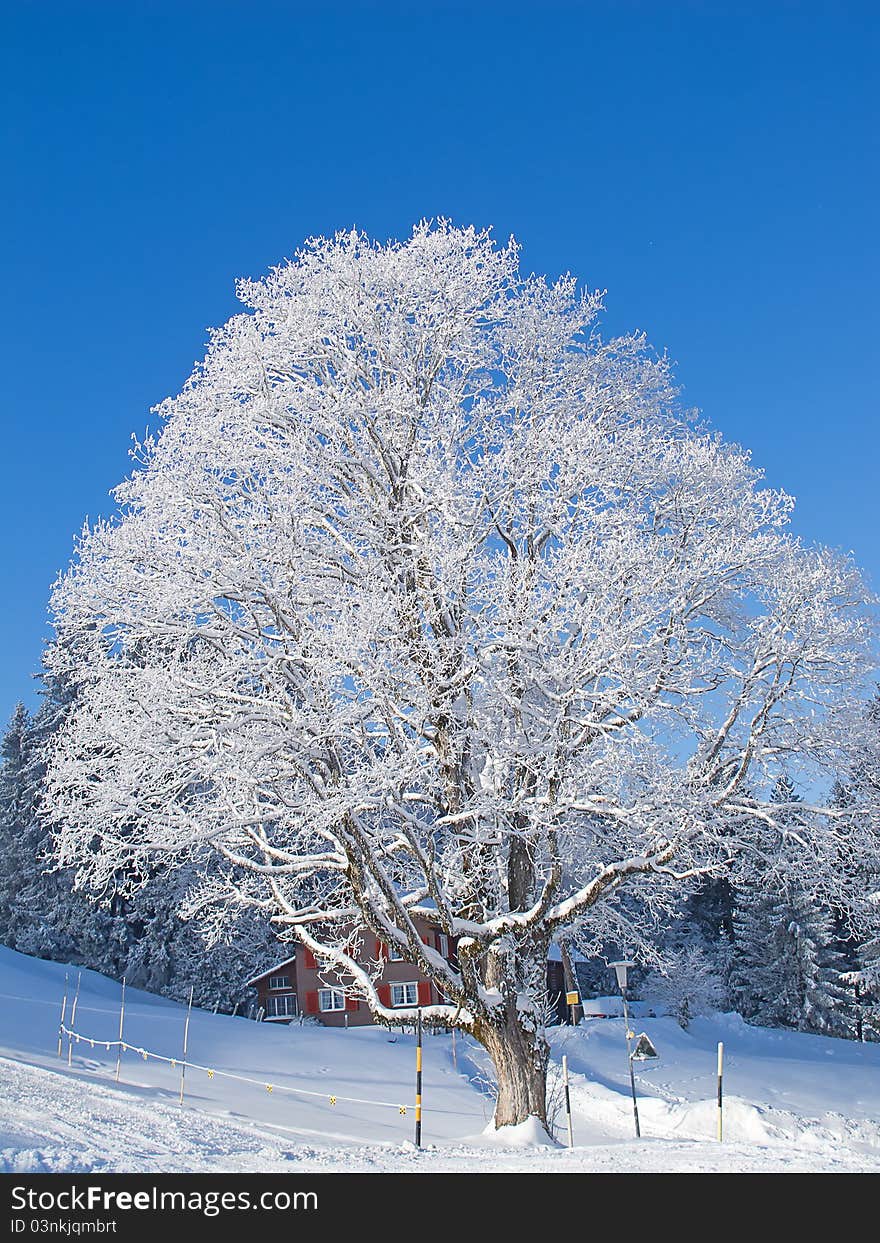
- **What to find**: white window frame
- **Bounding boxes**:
[266,993,297,1018]
[318,988,346,1012]
[387,944,404,961]
[438,933,449,958]
[390,982,419,1007]
[268,974,291,990]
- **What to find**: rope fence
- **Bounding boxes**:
[53,984,730,1146]
[57,1016,488,1126]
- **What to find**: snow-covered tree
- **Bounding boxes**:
[832,694,880,1038]
[642,943,726,1027]
[727,778,854,1034]
[122,862,282,1012]
[0,681,280,1007]
[42,222,877,1130]
[730,886,850,1033]
[0,688,121,965]
[0,703,39,944]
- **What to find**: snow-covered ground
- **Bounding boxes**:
[0,946,878,1173]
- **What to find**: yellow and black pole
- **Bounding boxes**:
[415,1007,423,1147]
[562,1054,574,1148]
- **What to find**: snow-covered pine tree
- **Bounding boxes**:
[0,702,38,946]
[0,678,280,1008]
[0,674,129,967]
[728,885,776,1022]
[729,778,852,1034]
[832,693,880,1039]
[122,862,282,1012]
[42,223,878,1131]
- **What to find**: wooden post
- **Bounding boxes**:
[179,985,194,1106]
[717,1041,724,1141]
[560,939,582,1025]
[414,1007,423,1148]
[565,990,581,1028]
[562,1054,574,1148]
[67,972,81,1068]
[114,977,126,1083]
[57,973,69,1058]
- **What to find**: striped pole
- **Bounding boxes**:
[179,985,194,1105]
[67,972,81,1068]
[562,1054,574,1148]
[114,977,126,1083]
[414,1007,423,1147]
[57,973,69,1058]
[717,1042,724,1141]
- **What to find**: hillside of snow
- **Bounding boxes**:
[0,946,878,1173]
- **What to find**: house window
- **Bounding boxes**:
[438,933,449,958]
[390,982,419,1007]
[266,993,297,1018]
[318,988,346,1012]
[268,974,291,990]
[388,944,404,960]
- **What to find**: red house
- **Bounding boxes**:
[247,914,455,1026]
[248,919,581,1026]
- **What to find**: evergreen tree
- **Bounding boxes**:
[0,678,280,1010]
[0,702,37,945]
[729,777,853,1034]
[831,693,880,1039]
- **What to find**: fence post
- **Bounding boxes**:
[57,973,69,1059]
[180,985,194,1106]
[114,977,126,1083]
[67,972,81,1068]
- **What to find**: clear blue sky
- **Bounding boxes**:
[1,1,877,725]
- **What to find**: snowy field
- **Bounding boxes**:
[0,946,878,1174]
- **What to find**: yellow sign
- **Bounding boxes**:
[565,991,580,1005]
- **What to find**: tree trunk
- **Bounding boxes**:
[475,1008,550,1130]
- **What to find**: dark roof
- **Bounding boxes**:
[246,956,297,987]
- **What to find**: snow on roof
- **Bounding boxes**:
[245,955,297,987]
[581,996,625,1016]
[547,941,589,963]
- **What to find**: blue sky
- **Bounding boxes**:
[1,1,877,725]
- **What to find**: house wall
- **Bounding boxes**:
[296,917,451,1027]
[251,921,571,1027]
[254,962,299,1021]
[250,917,457,1027]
